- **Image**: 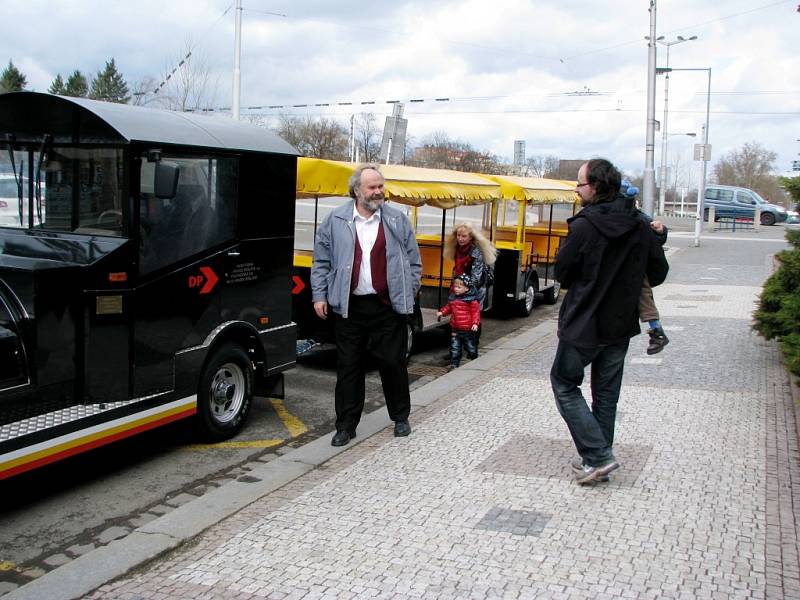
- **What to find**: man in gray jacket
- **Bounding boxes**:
[311,164,422,446]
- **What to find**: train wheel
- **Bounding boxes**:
[543,280,561,305]
[516,274,537,317]
[196,343,253,441]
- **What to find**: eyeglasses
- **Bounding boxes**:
[576,182,590,188]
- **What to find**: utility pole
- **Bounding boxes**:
[694,69,712,248]
[232,0,242,120]
[349,114,355,162]
[642,0,658,216]
[657,35,697,215]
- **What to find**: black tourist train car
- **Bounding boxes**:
[0,92,298,478]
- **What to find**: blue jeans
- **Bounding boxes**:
[449,330,477,367]
[550,339,630,467]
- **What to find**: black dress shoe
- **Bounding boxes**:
[331,430,355,446]
[393,420,411,437]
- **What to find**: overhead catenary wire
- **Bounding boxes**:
[188,89,798,115]
[148,3,234,96]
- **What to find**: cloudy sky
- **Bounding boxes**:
[4,0,799,181]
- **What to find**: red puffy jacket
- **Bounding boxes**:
[439,298,481,332]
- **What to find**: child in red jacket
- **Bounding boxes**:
[437,274,481,370]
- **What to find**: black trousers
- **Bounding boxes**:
[333,294,411,433]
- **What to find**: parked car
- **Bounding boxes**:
[0,174,17,226]
[786,210,799,225]
[703,184,788,226]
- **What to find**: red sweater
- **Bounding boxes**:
[440,298,481,332]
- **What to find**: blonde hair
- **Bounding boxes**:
[443,222,497,266]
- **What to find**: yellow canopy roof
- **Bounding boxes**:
[297,158,502,209]
[483,174,579,204]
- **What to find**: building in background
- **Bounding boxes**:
[379,103,407,164]
[513,140,526,167]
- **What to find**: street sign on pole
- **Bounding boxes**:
[693,143,712,162]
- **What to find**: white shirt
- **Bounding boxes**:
[352,205,381,295]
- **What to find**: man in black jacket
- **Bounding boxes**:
[551,159,669,484]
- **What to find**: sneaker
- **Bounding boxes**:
[570,458,610,482]
[646,327,669,355]
[573,460,619,484]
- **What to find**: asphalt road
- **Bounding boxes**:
[0,296,558,592]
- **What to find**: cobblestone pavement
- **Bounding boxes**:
[83,233,799,599]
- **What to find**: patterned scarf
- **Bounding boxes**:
[453,244,473,277]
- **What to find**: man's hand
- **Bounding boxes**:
[651,220,665,234]
[471,324,478,331]
[313,301,329,320]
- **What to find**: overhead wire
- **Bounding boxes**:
[560,0,794,61]
[147,3,234,96]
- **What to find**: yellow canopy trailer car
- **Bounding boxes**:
[0,92,298,479]
[483,174,578,315]
[292,158,501,353]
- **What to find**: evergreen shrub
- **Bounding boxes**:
[754,228,800,376]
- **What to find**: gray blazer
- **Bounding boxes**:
[311,201,422,318]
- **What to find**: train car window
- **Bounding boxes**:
[140,156,238,274]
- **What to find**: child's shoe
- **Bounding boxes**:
[646,327,669,355]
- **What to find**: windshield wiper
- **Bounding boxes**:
[5,134,24,226]
[34,135,51,227]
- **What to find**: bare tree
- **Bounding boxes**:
[409,131,501,172]
[154,39,220,112]
[460,149,504,174]
[276,115,348,159]
[713,141,784,201]
[523,155,560,178]
[353,113,381,163]
[129,76,160,106]
[665,151,693,209]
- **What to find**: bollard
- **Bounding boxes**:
[706,206,715,232]
[754,207,761,232]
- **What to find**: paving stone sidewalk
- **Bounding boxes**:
[66,260,800,600]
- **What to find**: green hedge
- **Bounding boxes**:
[754,228,800,376]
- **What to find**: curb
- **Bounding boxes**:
[6,318,558,600]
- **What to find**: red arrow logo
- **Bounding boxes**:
[199,266,219,294]
[291,275,305,295]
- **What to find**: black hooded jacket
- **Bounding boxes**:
[555,194,669,347]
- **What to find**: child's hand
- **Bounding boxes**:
[471,324,478,331]
[436,311,442,320]
[651,220,665,234]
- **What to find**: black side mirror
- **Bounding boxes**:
[154,162,180,199]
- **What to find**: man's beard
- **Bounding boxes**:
[359,194,384,212]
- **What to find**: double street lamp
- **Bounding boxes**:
[657,66,712,247]
[656,35,697,215]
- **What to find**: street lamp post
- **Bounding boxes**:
[656,35,697,216]
[656,67,711,246]
[232,0,242,121]
[642,1,658,216]
[695,70,712,248]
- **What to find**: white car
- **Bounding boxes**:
[0,175,19,227]
[0,174,42,228]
